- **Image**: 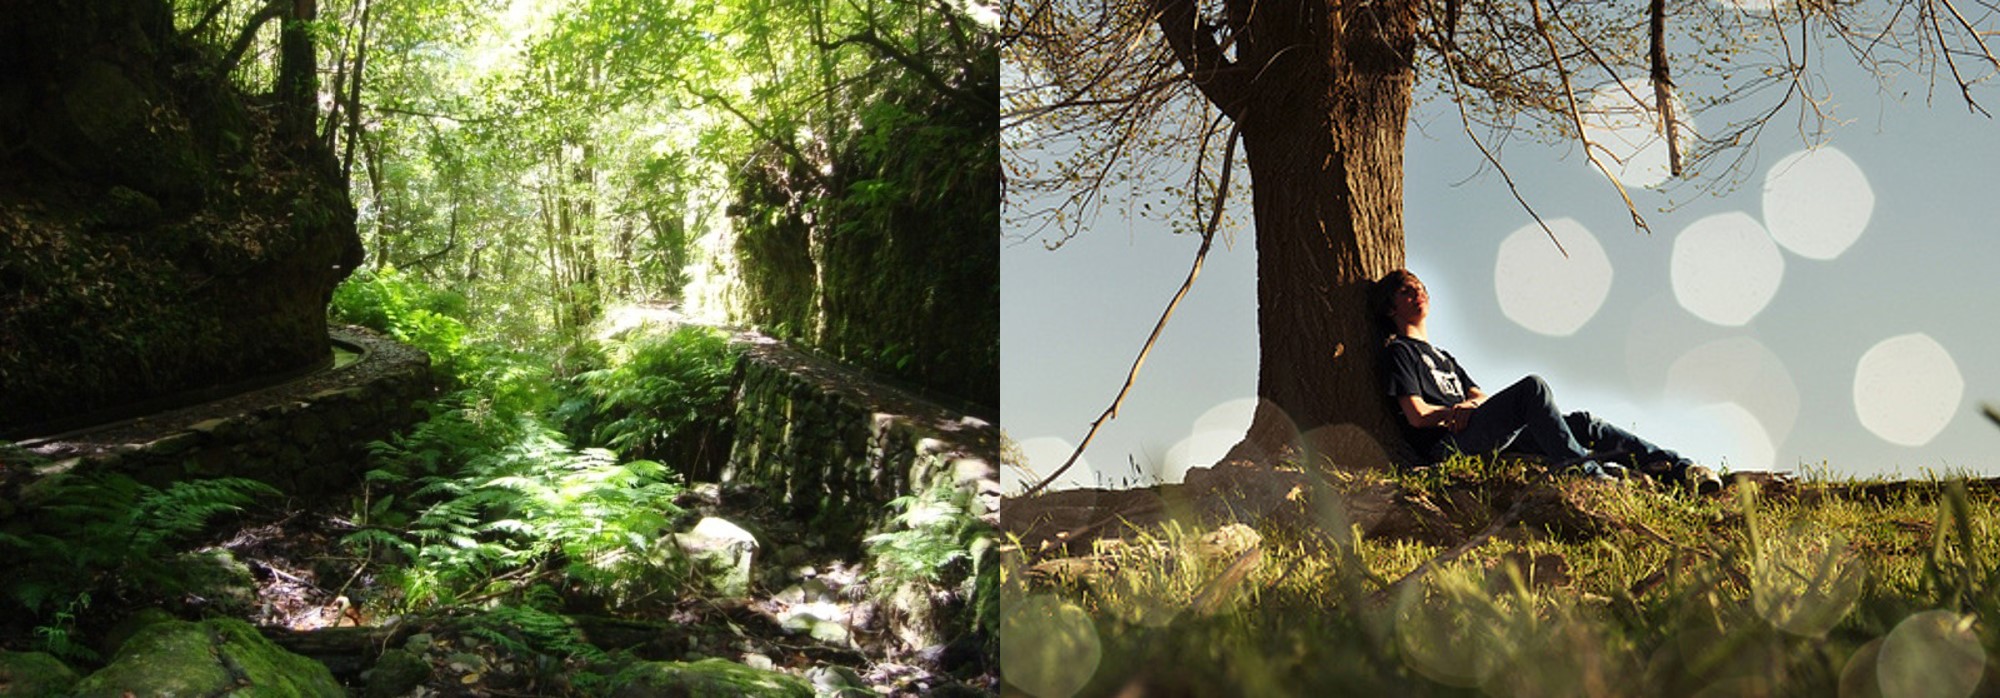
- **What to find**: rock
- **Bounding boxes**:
[188,417,233,439]
[674,517,760,597]
[806,665,870,697]
[779,603,853,646]
[364,649,431,698]
[1193,523,1263,563]
[0,650,81,696]
[71,618,342,697]
[177,548,259,616]
[607,658,812,698]
[98,607,178,658]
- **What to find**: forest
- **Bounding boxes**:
[0,0,998,694]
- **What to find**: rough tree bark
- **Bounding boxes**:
[1155,0,1420,470]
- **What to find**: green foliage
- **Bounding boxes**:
[463,587,612,664]
[32,593,98,663]
[555,325,738,460]
[867,483,1000,639]
[352,391,692,612]
[0,470,275,624]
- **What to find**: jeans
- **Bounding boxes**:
[1442,375,1687,470]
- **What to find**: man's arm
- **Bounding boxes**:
[1396,394,1474,432]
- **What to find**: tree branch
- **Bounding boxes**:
[685,87,829,189]
[819,31,996,115]
[1149,0,1249,118]
[219,0,288,77]
[1532,0,1650,233]
[1023,120,1241,498]
[1649,0,1684,177]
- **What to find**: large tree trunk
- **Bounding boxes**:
[1188,0,1419,471]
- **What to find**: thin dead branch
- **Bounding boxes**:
[1022,120,1242,498]
[1531,0,1650,233]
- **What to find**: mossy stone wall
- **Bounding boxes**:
[21,327,432,494]
[711,335,998,545]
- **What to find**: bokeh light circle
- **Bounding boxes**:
[1671,212,1784,326]
[1581,79,1694,189]
[1495,217,1614,336]
[1751,525,1865,637]
[1853,334,1963,447]
[1001,593,1102,698]
[1878,610,1985,698]
[1665,337,1800,450]
[1763,147,1875,260]
[1689,402,1775,472]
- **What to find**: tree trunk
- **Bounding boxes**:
[1203,0,1420,472]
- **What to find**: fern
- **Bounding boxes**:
[1,472,275,627]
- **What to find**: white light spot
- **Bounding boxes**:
[1878,610,1986,698]
[1671,212,1784,326]
[1193,397,1258,435]
[1011,437,1095,493]
[1165,430,1238,484]
[1665,337,1800,448]
[1581,79,1693,189]
[1691,402,1775,472]
[1763,147,1874,260]
[1494,218,1614,336]
[1854,334,1963,447]
[1002,594,1102,698]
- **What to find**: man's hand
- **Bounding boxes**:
[1446,401,1479,432]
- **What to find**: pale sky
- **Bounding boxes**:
[1002,47,2000,492]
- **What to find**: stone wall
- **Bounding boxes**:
[16,326,432,493]
[710,334,998,544]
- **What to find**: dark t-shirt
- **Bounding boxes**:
[1381,335,1479,459]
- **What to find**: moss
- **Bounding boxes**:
[69,618,341,698]
[0,651,81,696]
[608,658,814,698]
[70,620,233,697]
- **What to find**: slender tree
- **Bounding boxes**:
[1005,0,1999,482]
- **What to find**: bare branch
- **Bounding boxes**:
[1649,0,1684,177]
[1531,0,1650,233]
[1023,120,1242,498]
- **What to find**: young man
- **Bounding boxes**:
[1371,269,1722,493]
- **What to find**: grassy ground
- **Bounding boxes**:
[1002,458,2000,697]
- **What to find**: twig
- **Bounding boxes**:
[1532,0,1651,233]
[1022,121,1242,497]
[1370,496,1527,605]
[1431,8,1567,257]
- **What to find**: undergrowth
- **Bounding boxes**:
[1007,464,2000,697]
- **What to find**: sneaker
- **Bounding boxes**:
[1565,460,1621,483]
[1685,464,1723,495]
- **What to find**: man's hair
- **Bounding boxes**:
[1370,269,1418,322]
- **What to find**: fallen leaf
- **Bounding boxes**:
[461,673,480,684]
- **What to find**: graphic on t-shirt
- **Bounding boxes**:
[1422,351,1465,402]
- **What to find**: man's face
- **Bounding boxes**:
[1390,276,1428,324]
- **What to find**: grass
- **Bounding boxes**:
[1002,458,2000,697]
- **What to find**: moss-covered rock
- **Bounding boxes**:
[71,618,342,698]
[608,658,813,698]
[0,651,81,696]
[0,0,362,435]
[365,648,432,698]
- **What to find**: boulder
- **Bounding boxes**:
[0,651,80,696]
[364,649,431,698]
[70,618,342,698]
[607,658,812,698]
[675,517,760,597]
